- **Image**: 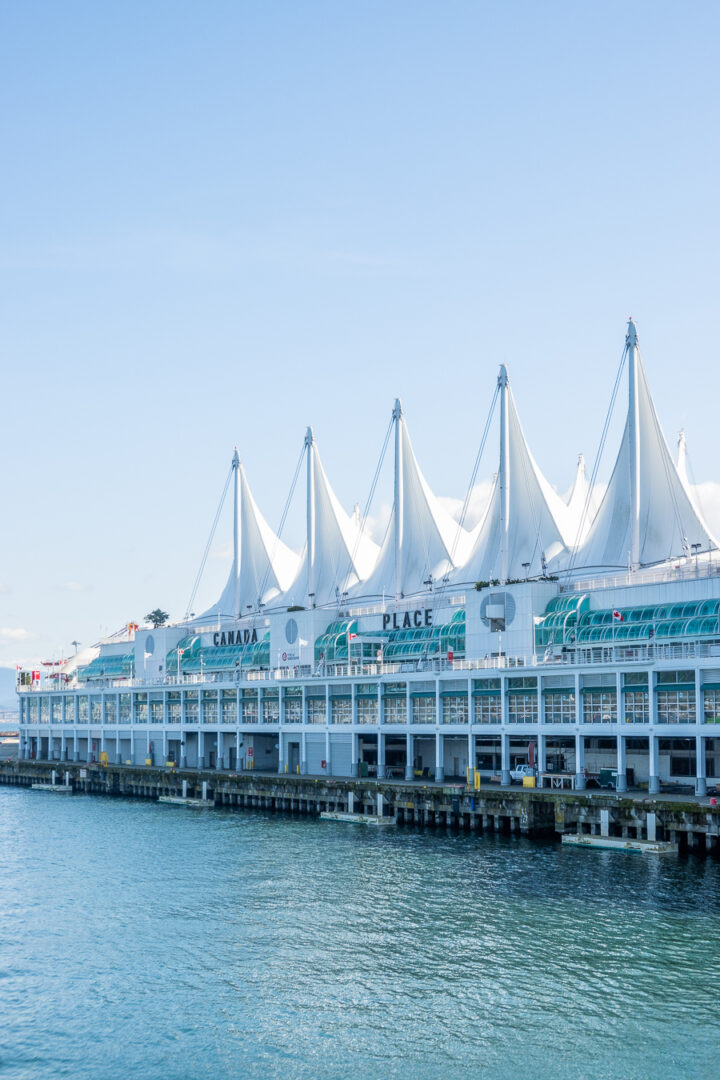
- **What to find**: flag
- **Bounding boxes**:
[612,610,624,622]
[348,632,358,641]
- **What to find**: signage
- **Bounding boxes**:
[247,747,253,757]
[213,629,258,647]
[382,608,433,631]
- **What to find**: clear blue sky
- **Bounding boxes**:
[2,0,720,665]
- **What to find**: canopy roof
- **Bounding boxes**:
[454,367,569,584]
[280,429,379,608]
[355,400,472,599]
[201,456,300,620]
[569,321,716,571]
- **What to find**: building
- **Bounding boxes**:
[18,320,720,794]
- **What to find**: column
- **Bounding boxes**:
[695,733,707,797]
[500,676,510,786]
[648,733,660,794]
[350,684,358,777]
[616,733,628,792]
[377,730,386,780]
[277,725,284,775]
[258,687,264,726]
[405,731,414,780]
[537,731,547,774]
[198,730,205,769]
[435,730,444,783]
[325,728,332,777]
[300,729,307,775]
[500,731,510,786]
[74,730,79,763]
[575,731,586,790]
[116,732,122,765]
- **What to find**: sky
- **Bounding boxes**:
[1,0,720,668]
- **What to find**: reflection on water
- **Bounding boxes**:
[0,789,718,1080]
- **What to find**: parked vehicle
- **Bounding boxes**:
[510,764,535,783]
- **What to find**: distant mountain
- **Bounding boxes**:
[0,667,18,709]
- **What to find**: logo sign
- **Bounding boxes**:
[382,608,433,631]
[213,629,258,647]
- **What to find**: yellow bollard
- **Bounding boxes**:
[474,771,482,791]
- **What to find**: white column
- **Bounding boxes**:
[648,733,660,794]
[377,729,386,780]
[616,733,628,792]
[405,732,414,780]
[575,731,586,790]
[500,676,510,785]
[434,729,444,783]
[350,684,358,777]
[695,733,707,797]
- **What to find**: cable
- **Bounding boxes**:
[567,342,628,573]
[185,464,233,619]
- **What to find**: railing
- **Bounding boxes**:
[561,557,720,594]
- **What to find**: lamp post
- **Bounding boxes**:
[692,542,701,574]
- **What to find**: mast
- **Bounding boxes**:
[305,427,315,605]
[627,318,640,570]
[393,398,404,598]
[232,449,240,618]
[498,366,510,583]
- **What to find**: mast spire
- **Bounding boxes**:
[305,427,316,606]
[497,366,510,583]
[393,398,404,598]
[232,448,240,618]
[626,317,640,570]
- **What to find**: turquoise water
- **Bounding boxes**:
[0,788,718,1080]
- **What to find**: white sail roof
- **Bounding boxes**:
[354,401,473,599]
[281,430,379,608]
[454,367,568,584]
[677,429,689,486]
[571,321,716,571]
[564,453,596,547]
[202,457,300,620]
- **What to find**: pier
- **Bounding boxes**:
[2,760,719,856]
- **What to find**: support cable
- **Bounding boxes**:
[185,464,233,619]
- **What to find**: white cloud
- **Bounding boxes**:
[0,628,32,641]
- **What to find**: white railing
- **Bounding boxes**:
[562,558,720,595]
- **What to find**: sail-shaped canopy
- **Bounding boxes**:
[454,367,569,585]
[677,429,689,486]
[201,457,300,620]
[354,401,473,599]
[280,430,379,608]
[571,321,716,571]
[565,453,596,547]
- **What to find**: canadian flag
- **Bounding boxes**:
[348,632,358,641]
[612,610,624,622]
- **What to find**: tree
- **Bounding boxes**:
[145,609,169,628]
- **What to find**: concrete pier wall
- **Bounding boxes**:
[2,761,719,856]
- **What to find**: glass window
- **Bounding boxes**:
[385,697,408,724]
[284,698,302,723]
[331,699,352,724]
[583,692,617,723]
[657,689,695,724]
[442,695,468,724]
[624,691,649,723]
[473,695,501,724]
[357,698,378,724]
[544,692,575,723]
[507,694,538,723]
[411,696,435,724]
[703,689,720,724]
[307,698,326,724]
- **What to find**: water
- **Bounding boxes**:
[0,789,718,1080]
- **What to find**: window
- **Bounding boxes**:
[241,699,258,724]
[544,692,575,724]
[385,696,408,723]
[507,694,538,723]
[624,691,649,723]
[657,689,695,724]
[307,698,326,723]
[703,689,720,723]
[411,696,435,724]
[284,697,302,723]
[583,692,617,723]
[442,695,468,724]
[222,695,238,724]
[263,696,280,723]
[474,695,501,724]
[332,699,351,724]
[357,698,378,724]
